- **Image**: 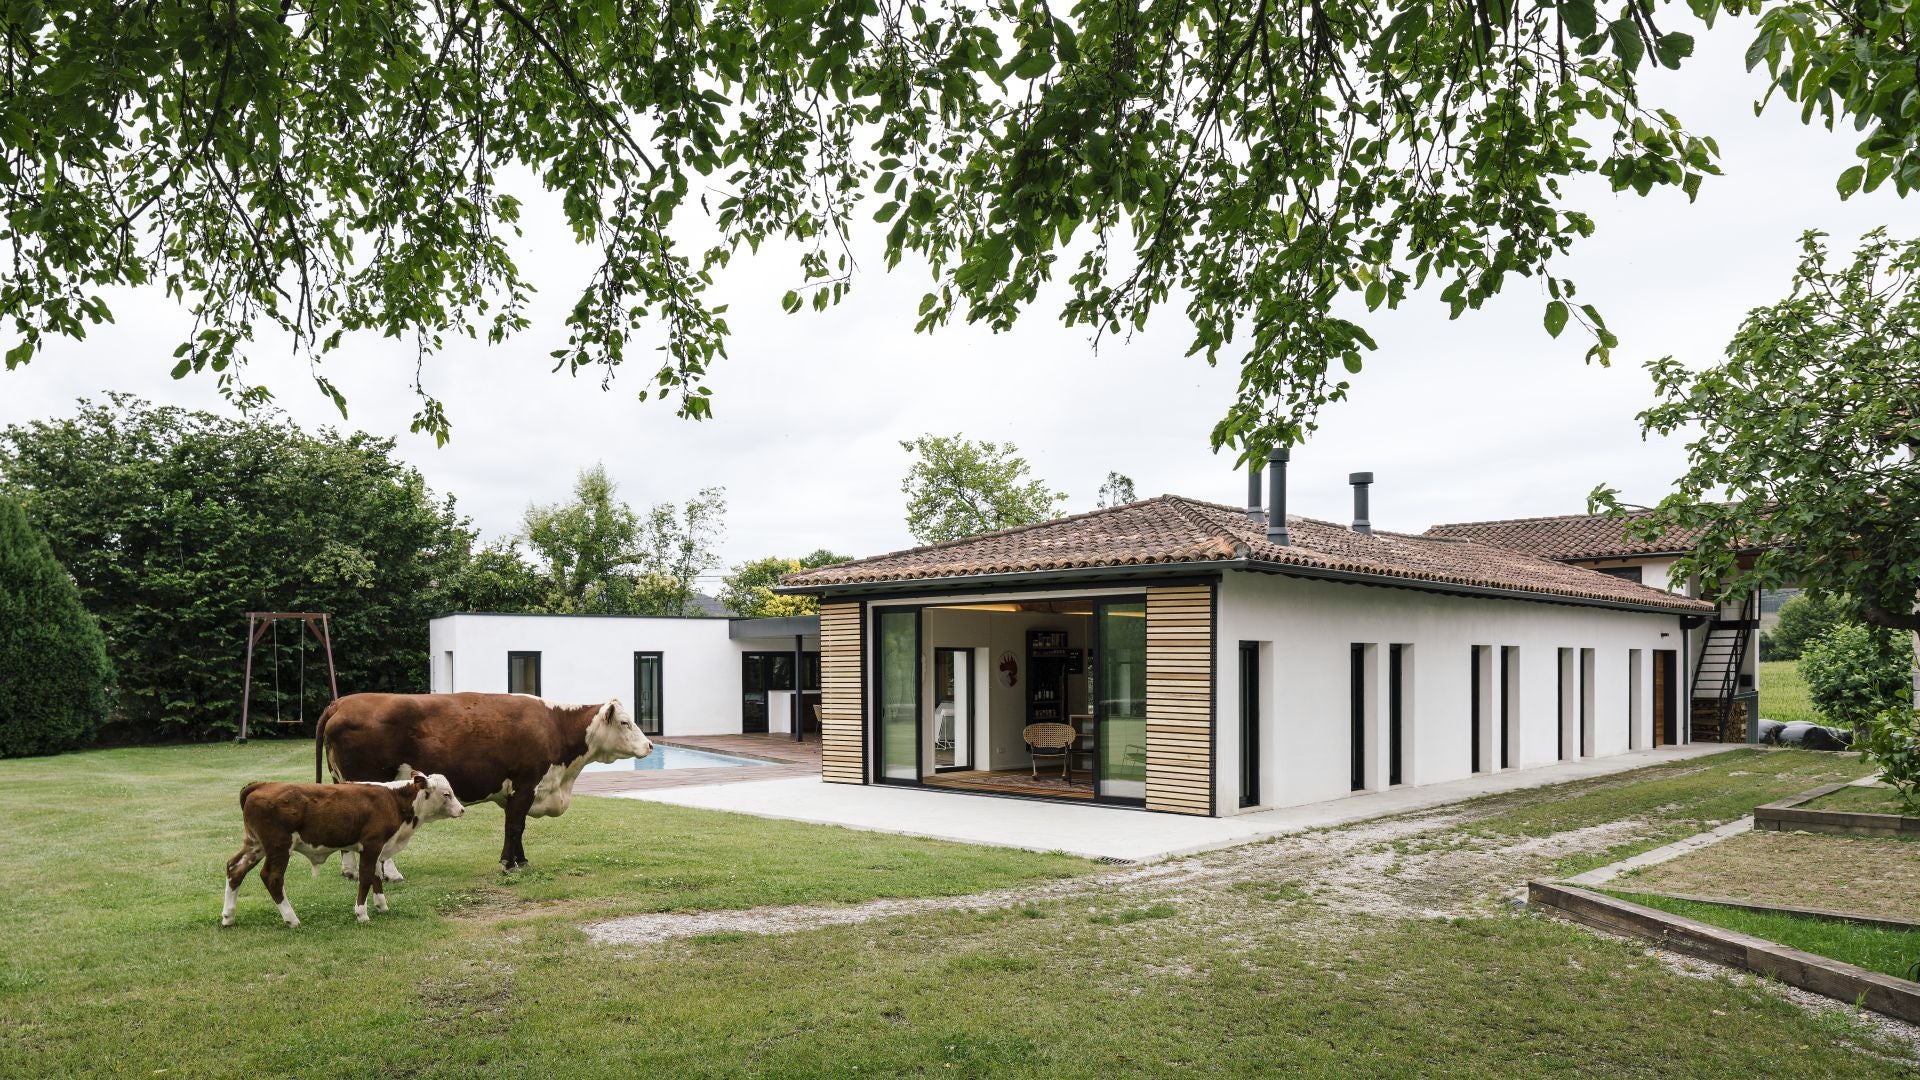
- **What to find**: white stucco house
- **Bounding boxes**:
[428,612,820,738]
[1424,508,1762,743]
[773,455,1717,818]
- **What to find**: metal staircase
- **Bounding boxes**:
[1690,591,1757,742]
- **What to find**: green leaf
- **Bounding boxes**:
[1609,20,1645,71]
[1544,300,1569,338]
[1837,165,1864,200]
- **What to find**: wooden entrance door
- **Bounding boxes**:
[1652,650,1678,746]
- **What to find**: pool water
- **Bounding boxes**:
[583,744,776,773]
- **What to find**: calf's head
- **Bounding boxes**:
[585,698,653,762]
[409,772,466,822]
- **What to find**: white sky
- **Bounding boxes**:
[0,26,1899,587]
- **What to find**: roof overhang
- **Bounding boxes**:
[780,559,1710,617]
[727,614,821,639]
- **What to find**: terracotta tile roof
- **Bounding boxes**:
[781,496,1711,613]
[1423,509,1708,561]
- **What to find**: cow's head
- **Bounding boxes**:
[585,698,653,763]
[410,771,466,822]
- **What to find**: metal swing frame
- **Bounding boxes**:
[237,612,340,743]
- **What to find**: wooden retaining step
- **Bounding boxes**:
[1754,782,1920,839]
[1529,880,1920,1024]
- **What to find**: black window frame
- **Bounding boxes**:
[1388,644,1405,787]
[1239,641,1260,808]
[507,651,542,697]
[634,651,664,736]
[1350,644,1367,792]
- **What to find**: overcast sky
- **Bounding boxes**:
[0,26,1900,587]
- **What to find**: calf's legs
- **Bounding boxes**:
[221,837,264,927]
[261,848,298,927]
[353,844,385,923]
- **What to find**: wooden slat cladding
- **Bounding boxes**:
[1145,585,1214,815]
[818,601,865,784]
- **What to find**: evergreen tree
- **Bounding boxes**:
[0,494,113,756]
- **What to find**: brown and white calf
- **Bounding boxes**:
[221,772,464,928]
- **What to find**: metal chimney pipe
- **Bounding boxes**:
[1349,472,1374,535]
[1266,449,1290,546]
[1246,457,1265,523]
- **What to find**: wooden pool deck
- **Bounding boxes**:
[574,734,821,795]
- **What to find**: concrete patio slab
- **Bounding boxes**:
[608,743,1737,862]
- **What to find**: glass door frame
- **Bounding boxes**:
[633,651,664,736]
[1091,595,1148,807]
[870,605,924,786]
[932,646,974,773]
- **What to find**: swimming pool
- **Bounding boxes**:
[583,744,776,773]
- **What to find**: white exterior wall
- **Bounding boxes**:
[428,614,816,736]
[1212,572,1683,816]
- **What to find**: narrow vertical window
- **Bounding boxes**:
[1238,641,1260,808]
[1388,644,1406,787]
[1350,644,1367,792]
[1500,646,1518,770]
[1580,648,1596,757]
[1470,646,1493,774]
[1557,648,1574,761]
[634,651,664,736]
[1627,650,1644,750]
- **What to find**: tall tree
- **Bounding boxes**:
[520,467,727,616]
[0,396,474,740]
[721,550,850,617]
[521,465,642,614]
[1595,230,1920,634]
[7,1,1911,454]
[0,493,113,756]
[1096,472,1137,509]
[633,488,729,617]
[901,435,1067,544]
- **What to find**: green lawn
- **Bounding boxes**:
[1463,747,1872,877]
[1760,659,1820,724]
[1805,782,1918,816]
[1,742,1910,1077]
[1608,891,1920,982]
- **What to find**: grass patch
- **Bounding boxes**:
[1089,903,1177,926]
[1807,784,1917,816]
[3,742,1913,1076]
[1607,891,1920,982]
[1614,830,1920,924]
[1463,748,1871,878]
[1760,660,1820,724]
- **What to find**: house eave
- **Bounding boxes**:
[780,558,1710,616]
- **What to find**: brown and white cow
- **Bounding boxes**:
[222,772,464,927]
[316,692,652,873]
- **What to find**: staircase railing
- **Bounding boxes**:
[1690,590,1757,740]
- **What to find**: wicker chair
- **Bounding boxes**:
[1023,722,1078,778]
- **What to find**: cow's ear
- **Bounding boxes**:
[411,772,428,789]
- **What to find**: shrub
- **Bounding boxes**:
[1857,706,1920,811]
[1766,592,1852,662]
[0,494,113,756]
[1798,622,1912,729]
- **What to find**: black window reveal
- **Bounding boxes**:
[1350,644,1367,792]
[1388,644,1405,787]
[507,651,541,696]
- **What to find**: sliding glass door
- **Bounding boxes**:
[1096,600,1147,803]
[876,609,921,782]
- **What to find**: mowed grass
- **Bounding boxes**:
[1808,783,1918,817]
[1462,747,1873,877]
[1760,659,1820,724]
[1608,891,1920,982]
[0,742,1911,1077]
